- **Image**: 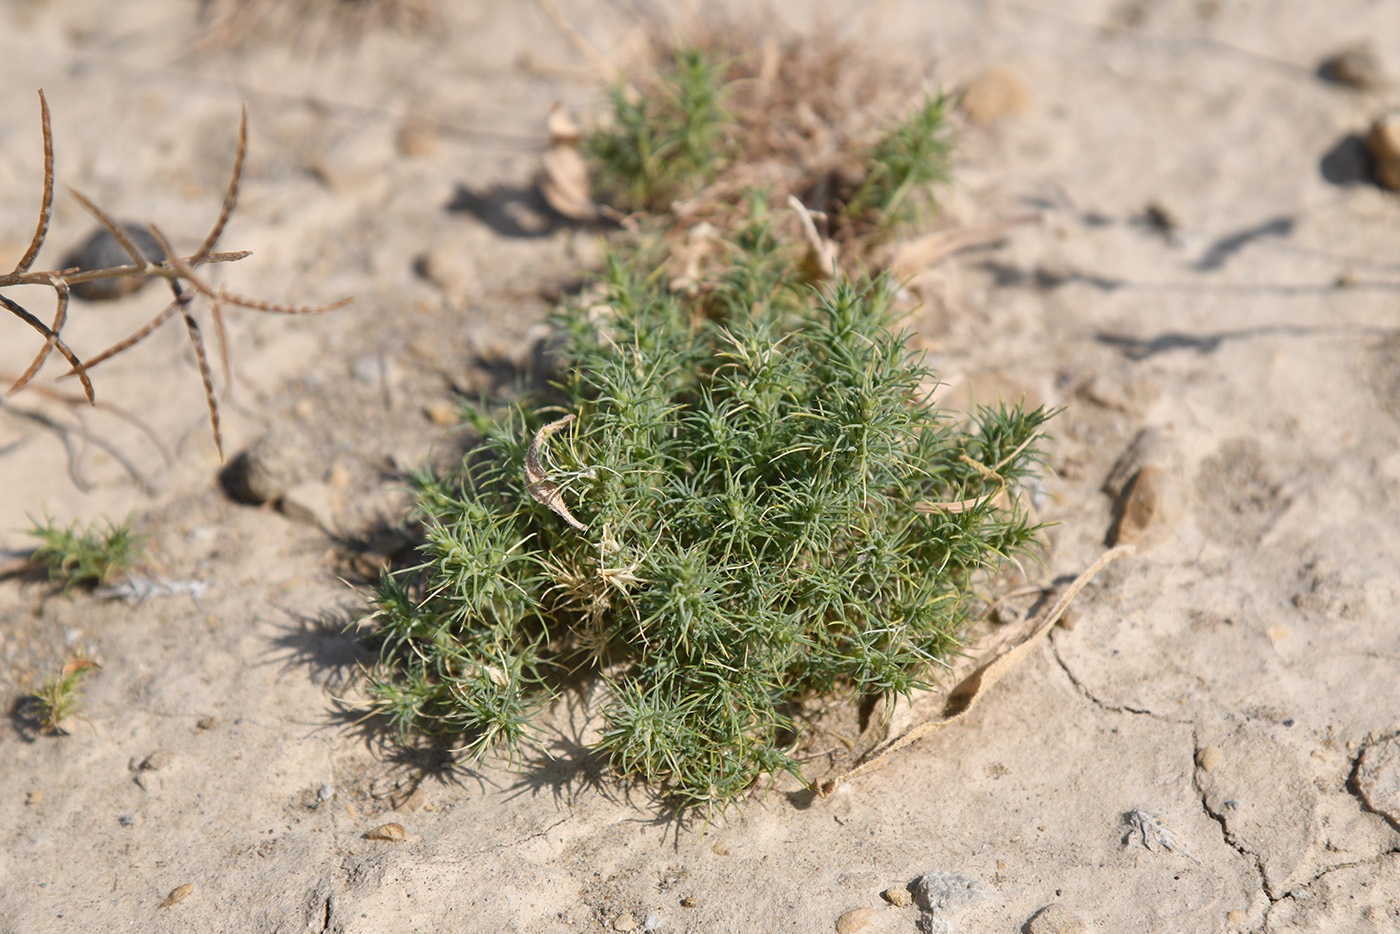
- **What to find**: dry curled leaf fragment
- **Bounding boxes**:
[540,103,598,221]
[159,883,194,908]
[1125,808,1199,862]
[366,822,407,841]
[547,101,582,143]
[787,195,837,280]
[478,662,509,688]
[526,415,588,531]
[61,656,102,679]
[817,544,1134,797]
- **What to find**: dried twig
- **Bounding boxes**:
[1,91,351,459]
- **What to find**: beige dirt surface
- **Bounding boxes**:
[3,2,1400,932]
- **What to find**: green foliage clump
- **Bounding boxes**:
[585,45,956,243]
[364,201,1051,806]
[27,514,142,593]
[845,92,957,234]
[587,47,736,212]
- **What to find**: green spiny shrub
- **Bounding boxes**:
[365,46,1045,807]
[364,202,1050,806]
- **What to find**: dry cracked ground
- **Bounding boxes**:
[1,1,1399,932]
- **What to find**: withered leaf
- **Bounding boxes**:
[159,883,194,908]
[539,103,598,221]
[366,822,407,842]
[61,656,101,679]
[526,415,588,532]
[546,101,582,144]
[541,145,598,222]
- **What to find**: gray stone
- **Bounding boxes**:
[913,871,986,914]
[221,428,307,505]
[1356,736,1400,827]
[281,482,338,534]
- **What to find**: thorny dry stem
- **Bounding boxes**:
[1,90,351,459]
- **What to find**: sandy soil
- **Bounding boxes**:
[2,1,1399,932]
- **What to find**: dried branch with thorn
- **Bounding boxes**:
[1,90,351,459]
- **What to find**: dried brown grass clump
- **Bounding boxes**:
[1,90,350,459]
[539,22,977,304]
[674,27,922,222]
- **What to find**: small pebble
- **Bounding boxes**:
[1356,735,1400,824]
[836,907,874,933]
[424,400,460,426]
[1368,112,1400,190]
[195,716,217,731]
[326,461,353,488]
[366,822,407,842]
[1226,909,1247,925]
[280,482,339,534]
[416,242,481,311]
[62,224,164,301]
[25,790,42,806]
[1103,428,1173,498]
[959,67,1032,124]
[1318,45,1385,90]
[1144,201,1181,234]
[711,842,731,856]
[318,783,334,802]
[1026,903,1087,934]
[1197,746,1222,773]
[351,353,401,388]
[914,871,986,913]
[883,886,913,908]
[1110,466,1165,546]
[220,428,306,505]
[140,749,174,772]
[159,883,194,908]
[680,896,697,908]
[396,120,442,158]
[613,911,637,931]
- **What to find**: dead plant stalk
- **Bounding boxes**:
[1,90,351,458]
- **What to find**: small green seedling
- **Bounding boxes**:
[30,655,101,734]
[27,513,143,593]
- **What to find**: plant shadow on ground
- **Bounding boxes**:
[8,694,46,743]
[266,606,374,694]
[445,183,597,239]
[319,702,484,808]
[496,665,704,832]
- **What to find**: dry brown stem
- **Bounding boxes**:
[1,91,351,460]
